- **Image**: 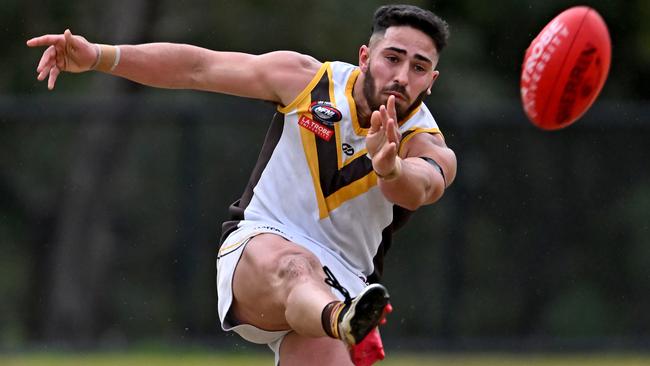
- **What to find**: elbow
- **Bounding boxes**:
[395,189,430,211]
[383,190,422,211]
[414,181,445,209]
[383,180,441,211]
[186,46,211,89]
[188,60,205,89]
[398,200,421,211]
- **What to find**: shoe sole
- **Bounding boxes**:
[342,284,390,345]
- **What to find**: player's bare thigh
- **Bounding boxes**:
[231,233,327,331]
[280,331,353,366]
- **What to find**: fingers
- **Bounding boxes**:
[386,117,401,144]
[27,31,70,90]
[378,104,398,138]
[367,95,402,161]
[63,30,76,66]
[55,43,66,70]
[369,110,382,133]
[26,34,64,48]
[386,95,397,121]
[383,97,401,144]
[380,104,389,125]
[380,107,400,145]
[369,105,399,147]
[37,63,61,90]
[48,66,60,90]
[64,29,74,44]
[37,47,56,81]
[377,97,399,138]
[37,66,49,81]
[383,96,400,146]
[37,45,56,73]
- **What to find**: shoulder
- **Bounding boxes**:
[261,51,321,71]
[257,51,323,106]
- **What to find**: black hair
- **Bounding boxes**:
[371,4,450,52]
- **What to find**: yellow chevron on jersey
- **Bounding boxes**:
[298,108,329,219]
[292,63,378,218]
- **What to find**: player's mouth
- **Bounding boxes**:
[384,91,407,101]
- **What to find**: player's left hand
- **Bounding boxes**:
[26,29,97,90]
[366,95,402,179]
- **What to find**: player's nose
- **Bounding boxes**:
[392,63,409,86]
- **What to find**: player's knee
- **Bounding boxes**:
[277,253,320,282]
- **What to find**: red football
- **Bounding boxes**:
[520,6,611,130]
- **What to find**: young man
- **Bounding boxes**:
[27,4,456,365]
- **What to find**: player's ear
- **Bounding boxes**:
[427,70,440,94]
[359,45,370,73]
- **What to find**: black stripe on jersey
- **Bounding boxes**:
[220,111,285,244]
[311,69,374,198]
[368,205,414,283]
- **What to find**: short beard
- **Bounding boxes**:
[363,63,428,121]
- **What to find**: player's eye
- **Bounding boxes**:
[386,55,399,63]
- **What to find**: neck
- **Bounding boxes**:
[352,73,372,128]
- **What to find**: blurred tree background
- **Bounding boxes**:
[1,0,649,352]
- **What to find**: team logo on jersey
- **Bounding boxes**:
[299,115,334,141]
[310,101,342,126]
[342,143,355,156]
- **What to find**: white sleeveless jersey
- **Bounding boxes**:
[221,61,442,278]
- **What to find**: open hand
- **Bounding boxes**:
[365,95,402,178]
[26,29,97,90]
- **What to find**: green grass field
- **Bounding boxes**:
[2,352,650,366]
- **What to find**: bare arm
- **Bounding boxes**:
[366,95,457,210]
[113,45,319,104]
[379,132,456,210]
[26,29,320,106]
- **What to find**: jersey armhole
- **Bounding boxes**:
[277,62,329,113]
[398,128,443,156]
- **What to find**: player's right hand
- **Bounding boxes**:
[26,29,97,90]
[366,95,402,179]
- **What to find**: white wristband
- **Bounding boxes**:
[110,46,121,72]
[94,44,120,73]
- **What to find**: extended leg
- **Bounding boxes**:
[229,232,391,366]
[231,233,336,336]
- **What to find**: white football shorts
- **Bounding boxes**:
[216,220,368,360]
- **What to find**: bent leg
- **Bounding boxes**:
[231,233,338,337]
[279,331,353,366]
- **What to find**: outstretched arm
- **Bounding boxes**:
[26,29,320,106]
[366,95,457,211]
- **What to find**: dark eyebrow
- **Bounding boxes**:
[384,46,433,65]
[385,46,407,55]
